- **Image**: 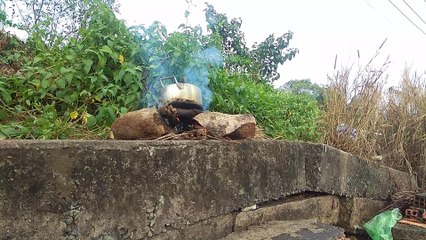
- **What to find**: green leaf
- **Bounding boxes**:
[125,95,134,105]
[120,107,128,114]
[33,56,42,64]
[59,67,70,74]
[87,116,97,128]
[41,79,50,89]
[0,91,12,103]
[83,59,93,74]
[0,126,20,137]
[56,91,65,98]
[65,74,73,83]
[89,76,98,84]
[56,78,66,88]
[100,45,113,55]
[115,69,126,81]
[79,90,91,97]
[97,54,107,68]
[0,109,7,120]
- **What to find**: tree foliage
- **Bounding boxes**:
[0,0,5,24]
[204,4,298,83]
[4,0,116,43]
[280,79,325,103]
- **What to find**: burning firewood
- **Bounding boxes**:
[158,104,202,128]
[111,108,172,140]
[193,112,256,140]
[155,128,208,140]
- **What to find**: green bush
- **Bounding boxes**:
[1,2,318,141]
[209,69,321,141]
[0,2,143,139]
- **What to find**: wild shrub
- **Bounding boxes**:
[0,3,143,139]
[209,69,321,141]
[1,2,308,141]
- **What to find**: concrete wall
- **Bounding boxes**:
[0,140,415,239]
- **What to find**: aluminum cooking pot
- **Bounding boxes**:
[158,76,203,109]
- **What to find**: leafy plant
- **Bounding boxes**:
[210,69,321,141]
[0,1,143,139]
[1,1,311,142]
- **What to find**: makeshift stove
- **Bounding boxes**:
[157,102,211,140]
[154,76,210,139]
[110,76,258,141]
[158,100,203,131]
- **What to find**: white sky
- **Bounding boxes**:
[118,0,426,87]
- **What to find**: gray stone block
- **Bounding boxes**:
[338,197,387,233]
[234,196,340,232]
[305,144,405,200]
[0,140,416,239]
[220,219,346,240]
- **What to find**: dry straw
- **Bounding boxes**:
[321,40,426,187]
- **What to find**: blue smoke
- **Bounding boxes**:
[184,47,223,110]
[139,23,223,110]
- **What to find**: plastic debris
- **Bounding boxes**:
[364,208,402,240]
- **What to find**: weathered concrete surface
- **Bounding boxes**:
[150,213,235,240]
[234,195,340,232]
[0,140,415,239]
[338,197,387,234]
[304,144,415,200]
[220,219,346,240]
[393,223,426,240]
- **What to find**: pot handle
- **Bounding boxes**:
[160,76,179,87]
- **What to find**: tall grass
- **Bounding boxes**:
[381,71,426,185]
[321,58,426,186]
[321,56,388,160]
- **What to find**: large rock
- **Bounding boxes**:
[111,108,171,140]
[193,112,256,139]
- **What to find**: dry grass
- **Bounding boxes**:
[0,31,26,75]
[381,70,426,185]
[321,51,426,187]
[321,56,387,160]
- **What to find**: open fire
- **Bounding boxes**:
[111,98,257,141]
[110,45,257,141]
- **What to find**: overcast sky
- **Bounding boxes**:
[117,0,426,87]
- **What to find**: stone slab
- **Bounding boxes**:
[0,140,305,239]
[338,197,387,234]
[304,144,413,200]
[220,219,346,240]
[393,222,426,240]
[234,196,340,232]
[0,140,415,239]
[151,214,235,240]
